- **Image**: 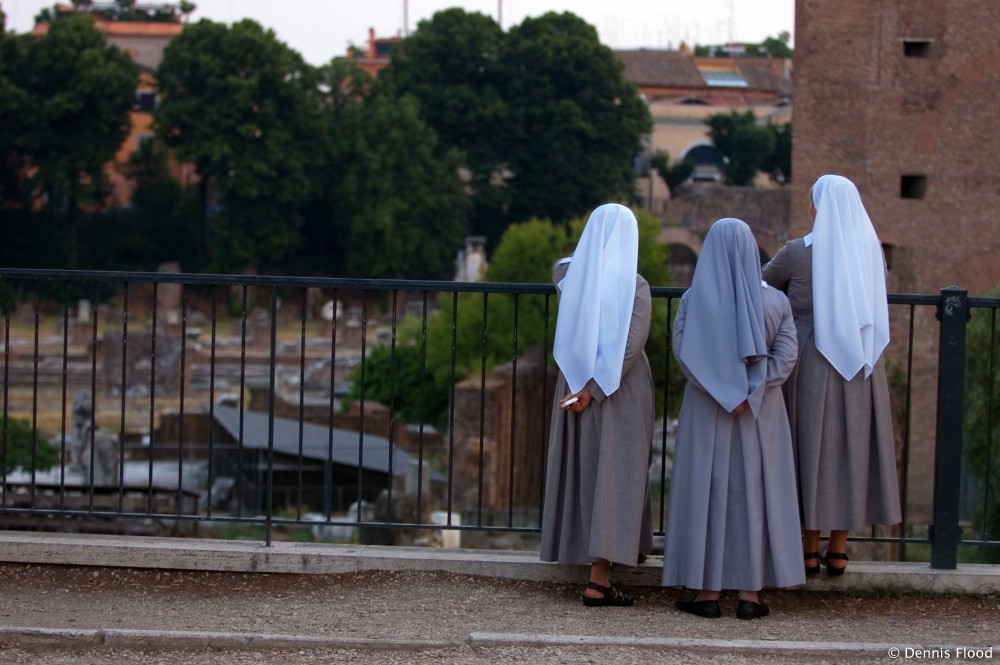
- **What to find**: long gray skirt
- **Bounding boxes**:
[662,384,806,591]
[789,330,902,531]
[539,367,654,567]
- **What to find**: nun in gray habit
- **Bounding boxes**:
[540,203,654,608]
[662,218,805,620]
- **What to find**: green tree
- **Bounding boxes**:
[379,9,509,248]
[0,23,31,205]
[382,9,650,249]
[705,111,777,186]
[962,290,1000,560]
[760,122,792,185]
[650,150,695,197]
[761,32,794,59]
[114,139,202,269]
[346,343,449,427]
[155,19,322,271]
[418,210,675,428]
[9,13,138,266]
[503,12,652,225]
[309,59,470,280]
[1,417,60,474]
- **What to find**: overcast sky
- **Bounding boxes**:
[2,0,794,66]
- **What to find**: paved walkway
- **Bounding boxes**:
[0,532,998,663]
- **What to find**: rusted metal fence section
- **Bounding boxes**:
[0,268,997,568]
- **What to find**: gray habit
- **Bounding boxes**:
[662,286,806,591]
[540,263,654,566]
[763,238,902,530]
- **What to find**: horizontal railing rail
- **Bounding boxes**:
[1,269,998,568]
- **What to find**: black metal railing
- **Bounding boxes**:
[1,269,998,569]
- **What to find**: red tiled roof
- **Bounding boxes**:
[616,50,706,88]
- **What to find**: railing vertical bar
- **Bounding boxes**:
[58,283,69,509]
[146,283,159,515]
[507,294,519,527]
[117,283,129,512]
[206,287,218,519]
[387,290,398,525]
[658,295,674,535]
[86,285,98,511]
[236,285,249,519]
[176,285,188,518]
[356,291,369,521]
[897,303,917,562]
[538,293,551,524]
[324,288,338,521]
[265,287,279,546]
[30,290,41,509]
[931,286,968,569]
[982,307,998,543]
[477,292,488,526]
[297,287,307,520]
[416,290,429,525]
[1,281,11,507]
[446,291,458,525]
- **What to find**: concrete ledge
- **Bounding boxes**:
[2,626,996,657]
[1,531,998,594]
[0,626,461,651]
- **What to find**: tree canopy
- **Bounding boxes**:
[650,150,695,198]
[306,60,470,280]
[3,8,656,277]
[503,13,651,224]
[705,111,790,186]
[155,19,322,271]
[381,9,650,250]
[2,12,138,266]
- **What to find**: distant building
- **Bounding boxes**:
[210,404,442,514]
[346,28,402,78]
[617,48,792,213]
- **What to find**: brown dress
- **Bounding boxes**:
[763,238,901,530]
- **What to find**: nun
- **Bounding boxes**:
[662,218,805,620]
[762,174,901,577]
[540,203,655,607]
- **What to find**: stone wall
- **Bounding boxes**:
[451,354,556,515]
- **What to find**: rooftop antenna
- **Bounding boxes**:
[728,0,735,42]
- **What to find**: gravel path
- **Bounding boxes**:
[1,563,997,664]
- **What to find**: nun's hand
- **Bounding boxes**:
[732,400,749,415]
[560,389,593,413]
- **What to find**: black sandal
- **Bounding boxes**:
[820,550,849,576]
[581,581,635,607]
[804,551,821,576]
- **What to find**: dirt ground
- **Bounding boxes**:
[1,563,998,664]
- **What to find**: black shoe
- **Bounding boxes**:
[804,550,821,576]
[819,550,849,576]
[581,581,635,607]
[736,599,770,620]
[675,597,722,619]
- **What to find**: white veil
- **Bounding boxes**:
[553,203,639,396]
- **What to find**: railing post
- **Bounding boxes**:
[930,286,968,569]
